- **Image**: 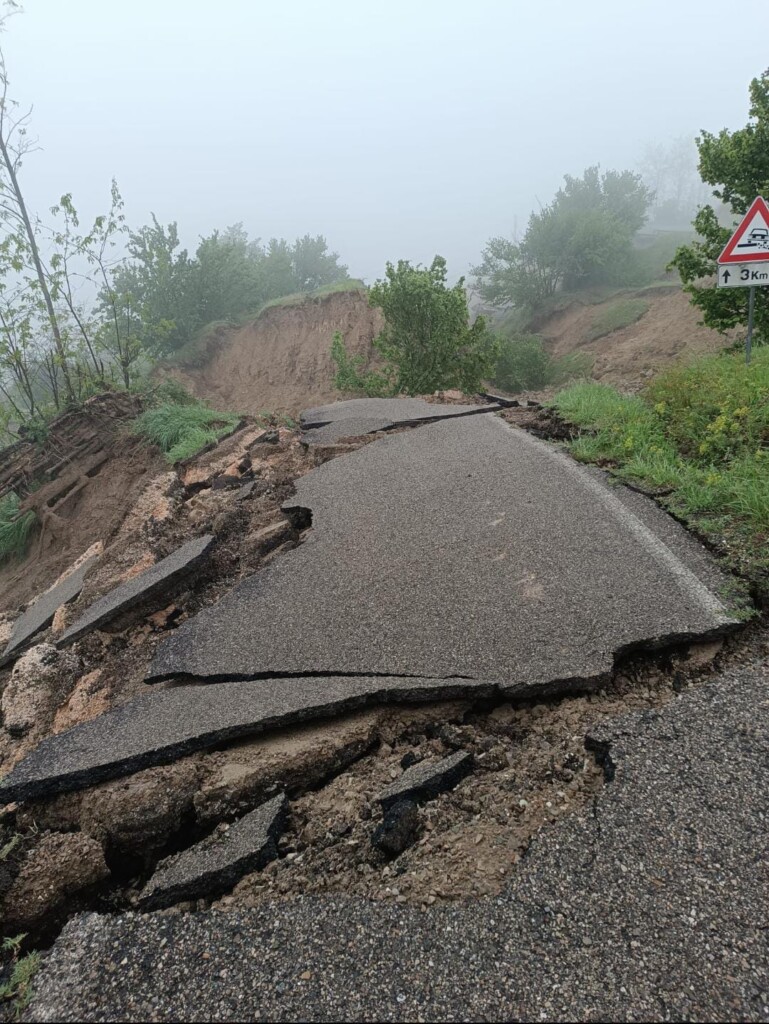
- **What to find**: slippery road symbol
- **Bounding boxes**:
[737,227,769,251]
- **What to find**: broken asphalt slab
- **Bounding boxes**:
[26,665,769,1022]
[57,535,214,647]
[0,553,100,665]
[148,414,738,688]
[299,396,499,443]
[139,793,287,910]
[377,750,473,811]
[0,676,494,803]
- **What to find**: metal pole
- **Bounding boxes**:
[746,286,755,365]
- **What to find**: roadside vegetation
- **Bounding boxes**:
[333,256,497,396]
[0,493,36,566]
[492,335,591,394]
[0,935,40,1016]
[133,399,241,464]
[0,10,351,446]
[551,347,769,587]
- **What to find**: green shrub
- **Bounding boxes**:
[493,336,551,392]
[0,494,37,564]
[331,332,393,397]
[492,335,592,394]
[134,402,241,463]
[585,299,649,341]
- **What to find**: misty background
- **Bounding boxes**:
[7,0,768,281]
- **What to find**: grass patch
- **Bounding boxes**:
[1,936,40,1016]
[585,298,650,342]
[134,402,241,463]
[550,347,769,591]
[0,493,36,565]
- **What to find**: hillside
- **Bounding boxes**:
[167,287,383,417]
[535,285,736,384]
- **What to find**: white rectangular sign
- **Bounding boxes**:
[717,262,769,288]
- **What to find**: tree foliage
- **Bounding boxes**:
[473,167,654,314]
[333,258,497,397]
[670,68,769,346]
[110,224,350,357]
[369,256,497,395]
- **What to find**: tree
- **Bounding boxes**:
[367,256,497,395]
[291,234,349,292]
[670,69,769,345]
[474,167,654,314]
[640,136,708,228]
[0,5,75,405]
[195,223,262,324]
[108,217,198,356]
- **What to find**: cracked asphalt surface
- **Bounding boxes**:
[27,663,769,1022]
[299,396,498,443]
[148,414,735,686]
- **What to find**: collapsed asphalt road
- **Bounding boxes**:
[147,413,735,685]
[26,662,769,1022]
[2,411,738,803]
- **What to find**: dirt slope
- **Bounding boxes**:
[0,397,164,616]
[169,288,383,417]
[539,286,736,384]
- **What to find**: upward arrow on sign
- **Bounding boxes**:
[718,196,769,264]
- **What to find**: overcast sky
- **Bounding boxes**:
[5,0,768,282]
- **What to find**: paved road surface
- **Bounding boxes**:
[148,414,734,687]
[299,396,498,443]
[27,663,769,1022]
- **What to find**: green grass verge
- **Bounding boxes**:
[1,936,40,1015]
[134,402,241,463]
[550,347,769,593]
[585,298,650,342]
[0,493,36,565]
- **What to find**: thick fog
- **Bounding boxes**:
[7,0,768,281]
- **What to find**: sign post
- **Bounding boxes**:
[746,284,755,366]
[717,196,769,365]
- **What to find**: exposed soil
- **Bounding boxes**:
[167,288,383,418]
[539,286,739,385]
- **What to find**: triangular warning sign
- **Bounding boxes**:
[718,196,769,263]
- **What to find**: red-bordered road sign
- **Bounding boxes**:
[718,196,769,263]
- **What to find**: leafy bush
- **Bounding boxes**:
[134,402,241,463]
[493,335,592,394]
[331,332,393,397]
[585,299,649,341]
[0,493,37,564]
[368,257,498,395]
[550,347,769,582]
[493,336,551,392]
